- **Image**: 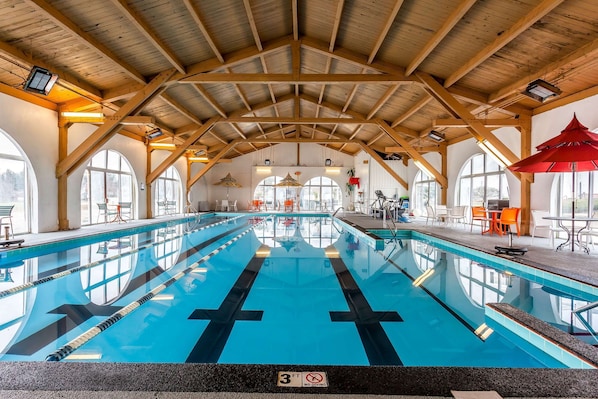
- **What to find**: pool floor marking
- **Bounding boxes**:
[328,256,404,366]
[186,256,265,363]
[5,303,121,355]
[4,225,251,358]
[277,371,329,387]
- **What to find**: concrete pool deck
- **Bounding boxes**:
[1,212,597,398]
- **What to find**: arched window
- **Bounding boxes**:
[254,176,287,210]
[0,131,30,234]
[155,166,182,215]
[457,153,508,207]
[412,170,438,212]
[299,176,343,211]
[80,150,135,225]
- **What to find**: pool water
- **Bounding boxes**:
[0,214,596,367]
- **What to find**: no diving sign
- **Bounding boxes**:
[277,371,328,387]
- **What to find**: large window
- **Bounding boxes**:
[556,171,597,217]
[253,176,287,210]
[0,131,29,234]
[155,166,182,215]
[80,150,134,225]
[412,170,438,212]
[299,176,343,211]
[457,153,508,207]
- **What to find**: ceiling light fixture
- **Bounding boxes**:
[23,66,58,95]
[146,128,163,139]
[428,130,445,142]
[522,79,561,102]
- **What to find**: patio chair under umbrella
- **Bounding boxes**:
[213,172,242,201]
[508,114,598,249]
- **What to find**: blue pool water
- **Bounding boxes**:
[0,214,596,367]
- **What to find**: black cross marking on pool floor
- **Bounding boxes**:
[185,256,264,363]
[4,224,248,357]
[328,256,404,366]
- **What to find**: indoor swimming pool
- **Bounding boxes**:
[0,214,596,368]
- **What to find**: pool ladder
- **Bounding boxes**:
[332,206,344,217]
[571,300,598,344]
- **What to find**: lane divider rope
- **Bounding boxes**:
[45,216,269,362]
[0,216,245,299]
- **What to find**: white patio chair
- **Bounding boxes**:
[530,210,563,247]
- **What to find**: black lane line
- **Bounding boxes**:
[186,256,265,363]
[5,303,121,355]
[328,257,404,366]
[4,222,248,357]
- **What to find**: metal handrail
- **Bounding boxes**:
[332,206,345,217]
[571,300,598,343]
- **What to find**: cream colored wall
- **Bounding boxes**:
[2,90,598,233]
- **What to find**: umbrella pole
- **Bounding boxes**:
[571,162,577,252]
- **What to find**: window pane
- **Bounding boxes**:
[91,151,106,168]
[472,155,484,174]
[106,151,120,171]
[486,175,499,200]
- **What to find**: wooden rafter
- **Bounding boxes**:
[56,68,177,178]
[443,0,565,87]
[358,141,408,189]
[108,0,185,74]
[183,0,224,63]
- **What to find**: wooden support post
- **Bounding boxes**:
[57,119,71,230]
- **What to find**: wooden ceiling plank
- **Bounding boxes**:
[359,141,408,190]
[57,68,177,177]
[108,0,185,74]
[377,119,448,188]
[160,92,204,126]
[182,0,225,63]
[0,40,103,102]
[220,117,369,124]
[443,0,566,88]
[292,0,299,41]
[367,0,405,64]
[187,138,240,188]
[24,0,146,84]
[405,0,477,76]
[149,117,220,183]
[243,0,263,51]
[489,35,598,103]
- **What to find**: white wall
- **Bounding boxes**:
[2,90,598,233]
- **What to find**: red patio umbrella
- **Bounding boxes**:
[508,114,598,250]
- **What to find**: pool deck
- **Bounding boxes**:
[1,212,598,399]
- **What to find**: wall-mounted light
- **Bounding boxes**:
[414,159,434,177]
[256,166,272,173]
[149,142,176,150]
[61,111,104,118]
[188,156,209,162]
[427,130,445,142]
[23,66,58,95]
[325,167,341,174]
[522,79,561,102]
[325,158,332,166]
[140,182,145,191]
[264,159,271,166]
[146,128,164,139]
[477,139,510,168]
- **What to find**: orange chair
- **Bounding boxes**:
[283,199,294,212]
[470,206,489,232]
[497,208,521,236]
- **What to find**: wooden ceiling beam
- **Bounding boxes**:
[182,0,224,63]
[367,1,405,64]
[243,0,263,51]
[179,73,415,84]
[24,0,146,84]
[149,117,220,184]
[219,117,370,124]
[57,68,177,178]
[329,0,345,51]
[443,0,565,87]
[187,139,240,188]
[433,118,522,128]
[108,0,185,74]
[405,0,477,76]
[376,119,448,188]
[358,141,408,190]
